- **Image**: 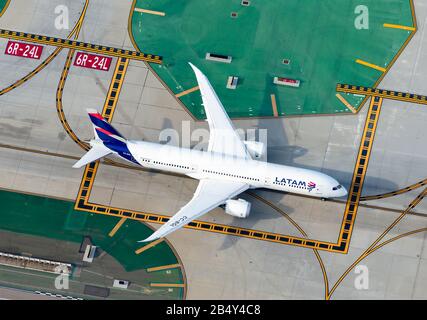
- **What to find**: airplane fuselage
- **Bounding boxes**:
[120,140,347,199]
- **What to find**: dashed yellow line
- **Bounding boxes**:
[147,263,181,273]
[355,59,386,72]
[134,8,166,16]
[175,86,199,98]
[135,239,164,255]
[335,93,357,113]
[383,23,416,31]
[108,217,127,237]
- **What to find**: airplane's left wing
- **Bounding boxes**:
[140,179,249,242]
[189,63,251,159]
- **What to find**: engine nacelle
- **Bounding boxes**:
[244,141,266,159]
[225,199,251,218]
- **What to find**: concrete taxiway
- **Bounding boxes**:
[0,0,425,299]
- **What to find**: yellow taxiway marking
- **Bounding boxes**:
[135,239,164,255]
[383,23,416,31]
[147,263,181,273]
[336,93,357,113]
[150,283,185,288]
[175,86,200,98]
[336,83,427,105]
[355,59,386,72]
[270,94,279,117]
[134,8,166,16]
[108,217,127,237]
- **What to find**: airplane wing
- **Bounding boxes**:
[140,179,249,242]
[189,63,250,159]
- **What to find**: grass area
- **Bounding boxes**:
[0,190,185,298]
[0,0,9,17]
[131,0,415,118]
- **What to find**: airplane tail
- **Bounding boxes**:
[72,109,127,168]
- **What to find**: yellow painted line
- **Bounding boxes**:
[108,217,127,237]
[355,59,386,72]
[135,239,164,255]
[147,263,181,273]
[383,23,416,31]
[175,86,199,98]
[0,0,11,18]
[270,94,279,117]
[150,283,185,288]
[134,8,166,16]
[336,93,357,113]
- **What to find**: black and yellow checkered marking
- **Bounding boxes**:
[337,84,427,105]
[0,29,162,63]
[335,96,383,252]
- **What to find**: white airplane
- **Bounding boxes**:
[73,63,347,242]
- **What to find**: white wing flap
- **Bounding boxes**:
[140,179,249,242]
[189,63,250,159]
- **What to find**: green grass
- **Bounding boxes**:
[131,0,414,118]
[0,0,8,15]
[0,190,185,298]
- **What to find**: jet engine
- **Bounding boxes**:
[225,199,251,218]
[244,141,266,159]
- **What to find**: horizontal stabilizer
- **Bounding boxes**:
[73,143,111,168]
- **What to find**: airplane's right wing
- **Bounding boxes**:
[189,63,251,159]
[139,179,249,242]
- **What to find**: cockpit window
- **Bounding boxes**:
[332,185,342,191]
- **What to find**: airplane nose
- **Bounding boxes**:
[338,187,348,198]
